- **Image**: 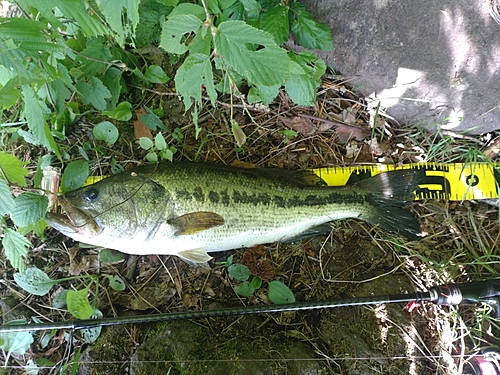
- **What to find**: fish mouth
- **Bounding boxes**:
[45,198,101,237]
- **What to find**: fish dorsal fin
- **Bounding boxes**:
[178,249,213,267]
[168,212,224,235]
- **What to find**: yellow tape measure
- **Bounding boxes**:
[82,163,500,201]
[311,163,500,201]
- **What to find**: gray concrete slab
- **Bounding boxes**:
[297,0,500,134]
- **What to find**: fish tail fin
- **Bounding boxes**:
[357,169,423,239]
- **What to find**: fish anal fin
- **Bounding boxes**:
[168,212,224,235]
[177,249,213,268]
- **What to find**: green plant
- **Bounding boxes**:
[222,255,295,303]
[139,133,178,162]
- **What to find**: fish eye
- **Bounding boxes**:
[83,188,99,203]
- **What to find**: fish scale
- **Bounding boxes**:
[46,162,422,265]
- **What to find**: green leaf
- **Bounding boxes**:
[139,137,154,150]
[0,177,14,216]
[239,0,261,18]
[78,308,103,343]
[96,0,140,46]
[11,193,49,227]
[22,85,61,158]
[146,151,158,163]
[228,264,251,281]
[60,160,89,192]
[3,228,31,272]
[247,84,279,105]
[0,152,28,186]
[99,248,127,263]
[175,53,217,110]
[268,280,295,304]
[168,4,206,20]
[250,276,262,290]
[76,77,112,111]
[260,5,289,44]
[144,65,170,84]
[0,322,33,355]
[160,14,204,54]
[13,267,56,296]
[154,132,167,150]
[105,275,126,291]
[215,21,290,86]
[140,107,167,131]
[231,120,246,147]
[51,0,111,38]
[93,121,119,145]
[52,289,68,309]
[235,281,255,297]
[67,288,94,319]
[103,101,132,121]
[284,51,326,106]
[0,78,22,109]
[290,2,333,50]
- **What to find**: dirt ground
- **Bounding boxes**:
[3,75,500,374]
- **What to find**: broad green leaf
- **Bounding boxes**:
[0,321,33,355]
[260,5,289,45]
[99,248,127,263]
[284,51,326,106]
[168,4,205,20]
[0,80,21,109]
[146,152,158,162]
[175,53,217,110]
[11,193,49,227]
[103,101,132,121]
[154,132,167,150]
[235,281,255,297]
[247,84,279,104]
[0,177,14,216]
[135,1,171,47]
[78,308,103,343]
[268,280,295,304]
[52,289,68,309]
[250,276,262,289]
[238,0,261,18]
[139,137,154,150]
[22,85,61,158]
[76,77,112,111]
[290,2,333,50]
[160,14,204,54]
[96,0,140,46]
[215,21,290,86]
[0,152,28,186]
[228,263,251,281]
[60,160,89,192]
[101,67,123,109]
[67,289,94,319]
[105,275,126,291]
[56,0,111,38]
[3,228,31,272]
[144,65,170,84]
[15,0,64,30]
[75,43,113,77]
[93,121,119,145]
[140,107,167,131]
[13,267,56,296]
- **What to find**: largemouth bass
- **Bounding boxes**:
[46,162,422,265]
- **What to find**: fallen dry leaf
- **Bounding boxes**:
[134,108,153,140]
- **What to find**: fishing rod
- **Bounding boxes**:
[1,279,499,334]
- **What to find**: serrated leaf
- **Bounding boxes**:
[0,178,14,216]
[139,137,154,150]
[228,263,251,281]
[235,281,255,297]
[154,132,167,150]
[168,4,205,20]
[268,280,295,304]
[260,5,289,44]
[175,53,217,110]
[75,43,113,77]
[215,21,290,86]
[78,308,103,343]
[76,77,112,111]
[93,121,119,145]
[290,3,333,50]
[52,0,110,38]
[11,193,49,227]
[144,65,169,84]
[13,267,56,296]
[105,275,126,291]
[0,152,28,186]
[0,324,33,355]
[3,228,31,272]
[96,0,140,46]
[103,101,132,121]
[60,160,89,192]
[160,14,204,54]
[67,289,94,319]
[239,0,261,18]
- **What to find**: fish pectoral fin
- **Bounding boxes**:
[168,211,224,235]
[177,249,213,266]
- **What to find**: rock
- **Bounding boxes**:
[295,0,500,134]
